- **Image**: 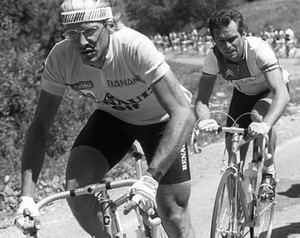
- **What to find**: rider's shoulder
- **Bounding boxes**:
[245,36,270,51]
[245,36,275,59]
[203,47,218,64]
[47,39,77,62]
[48,39,75,58]
[114,27,152,45]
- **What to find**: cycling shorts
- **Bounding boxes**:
[72,110,191,185]
[226,87,270,129]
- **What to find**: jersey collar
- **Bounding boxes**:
[240,37,246,59]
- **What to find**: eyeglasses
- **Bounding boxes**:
[63,26,99,41]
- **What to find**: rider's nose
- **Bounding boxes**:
[78,33,89,45]
[224,41,232,49]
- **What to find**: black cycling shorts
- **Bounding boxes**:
[72,110,191,185]
[226,88,270,128]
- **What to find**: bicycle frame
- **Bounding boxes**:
[15,148,165,238]
[217,126,275,234]
[192,112,276,238]
[219,127,254,230]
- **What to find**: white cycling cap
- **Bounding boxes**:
[61,7,113,25]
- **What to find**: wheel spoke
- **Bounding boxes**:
[211,168,251,238]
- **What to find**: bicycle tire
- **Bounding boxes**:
[211,167,250,238]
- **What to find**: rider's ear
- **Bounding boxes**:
[106,20,115,34]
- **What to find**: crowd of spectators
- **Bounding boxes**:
[259,27,298,58]
[151,29,214,56]
[151,27,298,58]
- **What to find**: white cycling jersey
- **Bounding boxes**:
[41,26,192,125]
[203,36,290,95]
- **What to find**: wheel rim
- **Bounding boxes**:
[211,170,251,238]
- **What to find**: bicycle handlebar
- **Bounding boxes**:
[191,125,247,154]
[15,178,161,236]
[191,123,270,154]
[37,179,137,209]
[217,126,246,134]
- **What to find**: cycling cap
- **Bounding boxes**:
[61,7,112,25]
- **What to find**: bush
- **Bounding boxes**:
[0,0,92,225]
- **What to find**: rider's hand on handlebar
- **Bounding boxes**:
[196,119,219,134]
[15,196,40,234]
[248,122,270,137]
[124,175,158,214]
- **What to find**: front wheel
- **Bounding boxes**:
[211,167,250,238]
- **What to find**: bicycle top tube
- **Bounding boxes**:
[37,179,137,210]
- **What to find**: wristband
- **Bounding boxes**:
[146,167,163,182]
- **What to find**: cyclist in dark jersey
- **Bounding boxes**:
[194,8,290,198]
[15,0,196,237]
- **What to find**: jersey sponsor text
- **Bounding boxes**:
[180,146,188,171]
[106,75,141,88]
[103,88,152,111]
[68,81,93,90]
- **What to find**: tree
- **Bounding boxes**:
[0,0,91,185]
[123,0,235,35]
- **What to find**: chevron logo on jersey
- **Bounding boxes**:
[225,69,234,78]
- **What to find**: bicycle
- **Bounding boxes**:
[15,143,168,238]
[191,113,276,238]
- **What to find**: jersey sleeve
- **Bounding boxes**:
[255,41,280,73]
[41,43,67,96]
[131,35,170,85]
[202,50,219,76]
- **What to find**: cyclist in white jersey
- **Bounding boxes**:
[15,0,196,237]
[194,8,290,199]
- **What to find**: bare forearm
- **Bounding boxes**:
[194,75,216,120]
[22,123,48,196]
[149,108,195,176]
[263,91,290,127]
[194,101,211,120]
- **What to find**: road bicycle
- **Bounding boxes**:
[191,113,276,238]
[15,143,168,238]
